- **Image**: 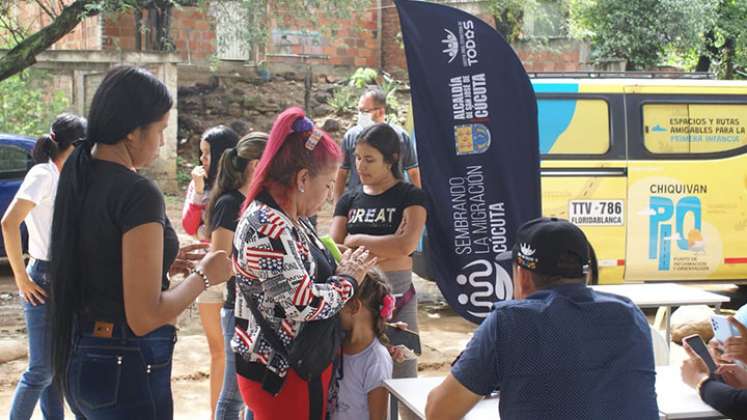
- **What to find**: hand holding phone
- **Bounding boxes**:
[683,334,718,374]
[712,315,739,343]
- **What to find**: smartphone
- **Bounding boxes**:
[386,325,422,355]
[711,315,739,343]
[683,334,718,374]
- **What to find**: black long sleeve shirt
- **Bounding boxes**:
[700,378,747,420]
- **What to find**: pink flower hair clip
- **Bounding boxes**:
[380,294,395,320]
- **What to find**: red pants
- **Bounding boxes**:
[237,366,333,420]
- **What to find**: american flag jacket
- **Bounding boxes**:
[231,194,356,380]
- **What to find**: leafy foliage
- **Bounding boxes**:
[569,0,719,69]
[0,70,69,135]
[328,85,359,114]
[348,67,378,89]
[328,67,407,121]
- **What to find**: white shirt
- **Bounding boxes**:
[331,338,393,420]
[14,162,59,260]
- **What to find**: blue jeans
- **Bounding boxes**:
[65,322,176,420]
[10,259,65,420]
[215,308,252,420]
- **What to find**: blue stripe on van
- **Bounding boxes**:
[538,99,577,153]
[531,83,580,93]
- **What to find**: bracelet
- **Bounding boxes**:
[192,267,210,290]
[696,375,712,395]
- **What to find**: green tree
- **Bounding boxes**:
[0,70,69,135]
[487,0,569,43]
[695,0,747,78]
[570,0,718,70]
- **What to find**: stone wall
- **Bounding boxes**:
[11,51,182,193]
[176,64,351,164]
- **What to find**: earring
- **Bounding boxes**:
[299,186,305,193]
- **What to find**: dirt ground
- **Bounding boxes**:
[0,194,474,418]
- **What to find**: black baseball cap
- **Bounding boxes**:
[497,217,590,278]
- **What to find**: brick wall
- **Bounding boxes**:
[171,7,216,63]
[102,12,136,50]
[514,40,587,73]
[266,3,379,68]
[101,3,378,68]
[381,0,497,76]
[381,0,405,75]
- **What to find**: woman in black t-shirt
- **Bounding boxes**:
[330,123,427,380]
[206,131,267,419]
[49,66,233,420]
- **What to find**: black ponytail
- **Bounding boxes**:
[49,65,173,390]
[205,132,267,234]
[31,113,86,164]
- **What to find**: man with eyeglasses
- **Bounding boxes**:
[333,88,421,202]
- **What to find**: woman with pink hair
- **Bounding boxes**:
[231,108,375,419]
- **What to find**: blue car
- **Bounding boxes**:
[0,134,36,257]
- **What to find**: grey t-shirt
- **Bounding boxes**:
[340,123,419,194]
[332,338,393,420]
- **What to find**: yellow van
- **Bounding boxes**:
[413,77,747,285]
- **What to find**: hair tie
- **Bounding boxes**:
[49,131,57,143]
[292,117,314,136]
[380,294,395,320]
[228,147,249,172]
[290,116,322,151]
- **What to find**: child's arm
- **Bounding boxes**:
[367,387,390,420]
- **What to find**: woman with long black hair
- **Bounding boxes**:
[182,125,241,419]
[2,113,86,420]
[49,65,232,419]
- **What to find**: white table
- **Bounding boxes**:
[656,366,724,419]
[384,376,498,419]
[385,369,725,420]
[590,283,730,344]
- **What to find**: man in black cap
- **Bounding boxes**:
[425,217,659,420]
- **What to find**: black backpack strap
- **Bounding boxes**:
[245,294,290,359]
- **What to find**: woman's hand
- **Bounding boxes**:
[336,247,377,284]
[169,243,209,278]
[17,272,46,306]
[197,250,233,286]
[708,338,726,364]
[681,342,710,388]
[717,364,747,389]
[723,317,747,365]
[191,165,207,194]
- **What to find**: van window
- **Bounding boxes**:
[643,103,747,154]
[538,99,610,155]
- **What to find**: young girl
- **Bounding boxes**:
[2,113,86,420]
[332,270,395,420]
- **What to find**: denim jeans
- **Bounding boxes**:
[215,308,252,420]
[9,259,65,420]
[65,322,176,420]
